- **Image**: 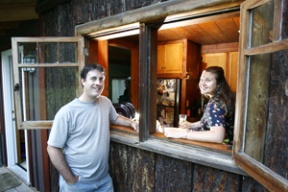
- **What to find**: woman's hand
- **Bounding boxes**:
[179,121,191,129]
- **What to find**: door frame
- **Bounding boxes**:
[1,49,30,183]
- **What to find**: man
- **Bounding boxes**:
[47,64,138,192]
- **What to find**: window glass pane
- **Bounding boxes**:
[38,42,58,63]
[18,42,78,64]
[18,43,37,64]
[59,42,78,63]
[19,67,78,121]
[111,78,126,103]
[250,0,274,47]
[245,49,288,179]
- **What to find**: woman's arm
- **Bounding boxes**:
[186,126,225,143]
[164,125,225,143]
[179,120,202,129]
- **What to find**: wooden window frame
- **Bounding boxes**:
[12,37,85,129]
[233,0,288,191]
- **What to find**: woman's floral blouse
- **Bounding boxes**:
[200,91,234,145]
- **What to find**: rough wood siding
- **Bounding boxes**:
[282,0,288,39]
[264,50,288,179]
[110,142,267,192]
[192,164,240,191]
[241,176,268,192]
[154,154,191,191]
[43,0,163,36]
[110,142,156,191]
[110,142,129,191]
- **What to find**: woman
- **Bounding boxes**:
[164,66,235,144]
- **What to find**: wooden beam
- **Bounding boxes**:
[0,29,5,35]
[0,2,38,22]
[97,40,109,96]
[76,0,243,36]
[0,21,20,29]
[201,42,239,53]
[35,0,71,13]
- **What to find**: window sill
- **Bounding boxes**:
[110,126,246,176]
[152,132,232,154]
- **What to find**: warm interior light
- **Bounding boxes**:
[88,23,140,40]
[95,29,139,40]
[134,112,140,122]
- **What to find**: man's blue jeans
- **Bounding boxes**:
[59,174,114,192]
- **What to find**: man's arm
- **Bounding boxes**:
[112,115,138,132]
[47,145,78,184]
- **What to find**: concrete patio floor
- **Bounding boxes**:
[0,166,38,192]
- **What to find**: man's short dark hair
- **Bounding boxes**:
[80,64,106,80]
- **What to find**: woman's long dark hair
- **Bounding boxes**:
[203,66,235,116]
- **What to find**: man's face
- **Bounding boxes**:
[82,69,105,100]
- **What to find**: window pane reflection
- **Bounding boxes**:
[250,0,274,47]
[59,42,78,63]
[18,43,37,63]
[17,42,78,64]
[38,42,58,63]
[20,67,78,121]
[245,49,288,179]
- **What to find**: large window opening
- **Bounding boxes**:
[151,11,239,152]
[88,10,240,152]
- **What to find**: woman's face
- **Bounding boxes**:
[199,70,217,96]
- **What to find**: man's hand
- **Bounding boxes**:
[66,175,79,185]
[131,120,139,132]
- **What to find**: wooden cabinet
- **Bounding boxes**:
[157,39,201,79]
[157,39,201,115]
[227,52,238,92]
[202,52,238,92]
[157,42,183,74]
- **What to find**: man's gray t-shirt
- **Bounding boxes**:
[47,96,119,182]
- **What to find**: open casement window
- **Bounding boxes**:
[233,0,288,191]
[12,37,85,129]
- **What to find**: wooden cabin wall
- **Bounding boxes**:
[40,0,270,191]
[110,142,267,192]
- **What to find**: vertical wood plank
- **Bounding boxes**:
[281,0,288,39]
[263,50,288,179]
[88,40,98,64]
[227,52,239,92]
[154,154,192,192]
[131,48,139,111]
[241,175,268,192]
[139,23,158,141]
[109,142,129,192]
[127,146,155,191]
[192,164,241,191]
[98,40,109,96]
[38,66,51,191]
